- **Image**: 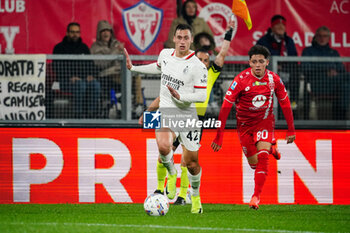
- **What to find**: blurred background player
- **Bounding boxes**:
[129,17,236,205]
[125,24,207,214]
[211,45,296,210]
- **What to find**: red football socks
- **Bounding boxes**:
[253,149,269,197]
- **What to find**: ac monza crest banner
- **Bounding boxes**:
[0,0,349,56]
[122,1,163,53]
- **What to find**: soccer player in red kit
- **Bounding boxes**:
[211,45,296,210]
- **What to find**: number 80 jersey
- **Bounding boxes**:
[224,68,288,124]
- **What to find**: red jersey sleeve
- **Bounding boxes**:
[223,77,242,104]
[213,77,243,146]
[274,74,295,136]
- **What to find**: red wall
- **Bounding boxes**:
[0,128,348,204]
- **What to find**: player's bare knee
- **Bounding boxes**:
[186,161,200,173]
[158,145,171,156]
[257,150,269,161]
[256,149,269,174]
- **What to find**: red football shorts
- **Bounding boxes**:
[237,118,275,158]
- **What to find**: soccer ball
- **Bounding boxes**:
[144,193,169,216]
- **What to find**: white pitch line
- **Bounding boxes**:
[4,222,326,233]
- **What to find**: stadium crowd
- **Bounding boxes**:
[46,0,349,120]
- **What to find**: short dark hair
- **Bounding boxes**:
[248,45,271,59]
[174,24,193,36]
[195,48,210,56]
[271,14,286,23]
[67,22,80,32]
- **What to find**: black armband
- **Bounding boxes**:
[224,28,233,41]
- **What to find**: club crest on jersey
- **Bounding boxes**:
[230,81,237,90]
[122,1,163,53]
[183,66,189,74]
[252,95,267,108]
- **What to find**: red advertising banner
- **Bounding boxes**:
[0,0,349,56]
[0,128,349,204]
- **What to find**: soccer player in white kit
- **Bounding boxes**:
[125,24,207,213]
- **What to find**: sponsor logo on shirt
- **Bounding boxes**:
[226,91,232,96]
[252,95,267,108]
[161,73,185,90]
[230,81,237,90]
[252,81,267,86]
[245,86,250,91]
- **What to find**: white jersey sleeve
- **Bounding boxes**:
[179,62,207,103]
[129,49,164,74]
[131,62,161,74]
[156,49,166,70]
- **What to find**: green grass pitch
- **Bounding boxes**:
[0,204,349,233]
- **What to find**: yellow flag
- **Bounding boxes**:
[232,0,252,30]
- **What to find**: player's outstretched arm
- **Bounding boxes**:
[211,99,233,152]
[279,98,296,144]
[275,76,296,144]
[124,48,161,74]
[211,141,222,152]
[214,15,236,67]
[124,48,133,70]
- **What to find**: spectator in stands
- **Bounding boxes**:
[302,26,348,120]
[164,0,213,50]
[193,32,216,55]
[90,20,123,117]
[53,22,101,118]
[91,20,144,118]
[256,14,299,118]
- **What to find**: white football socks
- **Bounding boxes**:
[188,168,202,196]
[160,150,176,175]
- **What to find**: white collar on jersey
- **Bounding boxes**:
[171,49,195,60]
